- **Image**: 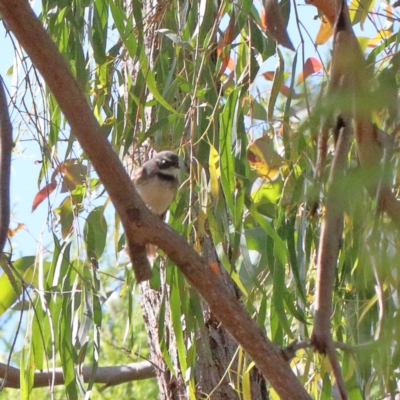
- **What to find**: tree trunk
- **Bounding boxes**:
[122,0,268,398]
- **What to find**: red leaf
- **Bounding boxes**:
[261,0,294,51]
[32,181,57,212]
[217,12,236,76]
[261,71,303,98]
[297,57,323,84]
[31,159,87,212]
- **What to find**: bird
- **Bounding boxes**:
[133,151,180,218]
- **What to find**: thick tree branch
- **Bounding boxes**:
[0,77,13,254]
[0,1,312,397]
[311,119,350,351]
[0,361,155,389]
[311,121,351,400]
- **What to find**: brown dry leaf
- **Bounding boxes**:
[261,0,294,51]
[305,0,336,26]
[217,11,236,76]
[7,223,25,237]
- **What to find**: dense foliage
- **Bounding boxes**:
[1,0,400,398]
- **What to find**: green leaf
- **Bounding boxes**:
[92,0,108,64]
[219,87,240,212]
[283,291,307,324]
[367,31,400,64]
[138,114,180,145]
[60,291,79,398]
[20,344,35,400]
[286,217,306,302]
[32,306,46,371]
[158,295,175,374]
[350,0,374,28]
[320,372,331,400]
[256,296,267,328]
[49,292,63,351]
[49,93,61,147]
[272,262,293,338]
[251,179,282,205]
[54,197,75,240]
[138,46,180,115]
[268,47,284,120]
[47,237,72,289]
[0,256,51,315]
[84,206,108,260]
[170,270,187,376]
[110,0,138,57]
[250,209,287,266]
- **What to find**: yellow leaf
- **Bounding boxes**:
[368,30,393,48]
[247,137,283,180]
[315,19,332,45]
[357,37,370,52]
[209,145,220,199]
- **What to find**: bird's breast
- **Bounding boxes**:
[136,176,178,216]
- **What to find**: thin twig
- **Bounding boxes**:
[282,338,382,361]
[327,344,348,400]
[0,76,13,254]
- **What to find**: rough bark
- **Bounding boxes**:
[195,234,268,399]
[123,0,186,397]
[123,0,267,397]
[140,278,187,399]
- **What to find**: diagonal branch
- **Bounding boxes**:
[0,1,312,397]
